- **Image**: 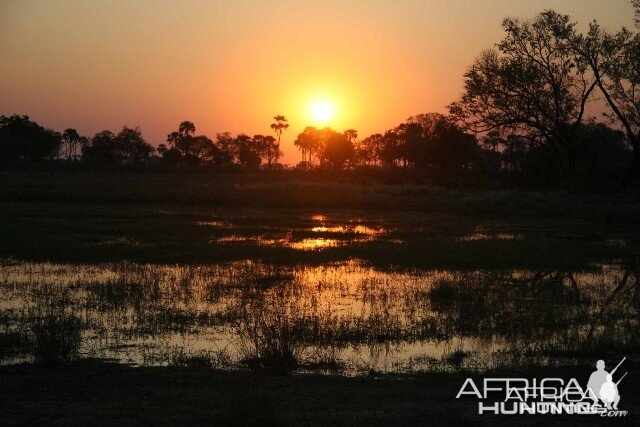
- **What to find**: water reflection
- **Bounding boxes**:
[311,225,385,235]
[288,238,340,250]
[458,225,523,241]
[1,260,638,374]
[204,215,390,252]
[206,215,389,252]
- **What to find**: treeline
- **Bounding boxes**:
[0,115,288,169]
[292,114,488,175]
[0,112,633,190]
[2,3,640,191]
[0,113,494,180]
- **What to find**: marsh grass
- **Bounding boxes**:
[30,312,83,364]
[0,243,638,375]
[236,301,305,373]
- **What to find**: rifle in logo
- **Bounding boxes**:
[587,357,627,410]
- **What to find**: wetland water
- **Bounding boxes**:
[1,208,638,374]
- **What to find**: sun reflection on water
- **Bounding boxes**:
[288,238,340,250]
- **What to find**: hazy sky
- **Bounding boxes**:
[0,0,635,163]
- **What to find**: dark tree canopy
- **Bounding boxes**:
[322,129,354,168]
[252,134,279,168]
[408,113,481,171]
[562,14,640,162]
[449,11,599,174]
[83,126,153,164]
[60,128,87,160]
[292,127,355,168]
[294,127,322,166]
[234,134,261,169]
[0,115,61,163]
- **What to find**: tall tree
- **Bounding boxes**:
[270,115,289,166]
[83,130,117,163]
[253,134,278,168]
[449,11,598,175]
[234,134,261,169]
[83,127,153,164]
[215,132,236,165]
[559,7,640,164]
[166,121,217,164]
[117,126,154,164]
[294,126,321,166]
[167,121,197,157]
[321,128,354,168]
[61,128,81,160]
[356,133,384,166]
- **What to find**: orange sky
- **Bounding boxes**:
[0,0,635,164]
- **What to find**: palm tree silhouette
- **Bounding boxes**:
[62,128,80,160]
[270,115,289,167]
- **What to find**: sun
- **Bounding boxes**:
[310,101,334,124]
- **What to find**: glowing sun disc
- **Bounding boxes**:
[310,101,334,123]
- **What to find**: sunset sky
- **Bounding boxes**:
[0,0,635,163]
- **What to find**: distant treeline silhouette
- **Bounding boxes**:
[1,5,639,190]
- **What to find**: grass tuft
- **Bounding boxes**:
[30,312,83,365]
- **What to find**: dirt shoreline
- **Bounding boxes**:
[1,360,638,426]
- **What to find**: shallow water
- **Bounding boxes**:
[0,210,638,374]
[1,258,637,374]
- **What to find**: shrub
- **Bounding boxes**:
[30,313,83,364]
[237,302,304,374]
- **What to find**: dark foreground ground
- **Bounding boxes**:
[0,361,638,426]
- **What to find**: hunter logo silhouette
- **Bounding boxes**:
[586,357,627,409]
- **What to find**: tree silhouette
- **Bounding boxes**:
[356,133,383,166]
[83,126,153,164]
[0,115,61,163]
[83,130,117,163]
[157,144,168,156]
[167,121,197,157]
[166,121,219,164]
[558,11,640,164]
[118,126,154,164]
[270,115,289,167]
[215,132,236,165]
[294,126,320,166]
[449,11,598,176]
[61,128,81,160]
[235,134,261,169]
[406,113,480,170]
[253,134,279,168]
[320,128,354,168]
